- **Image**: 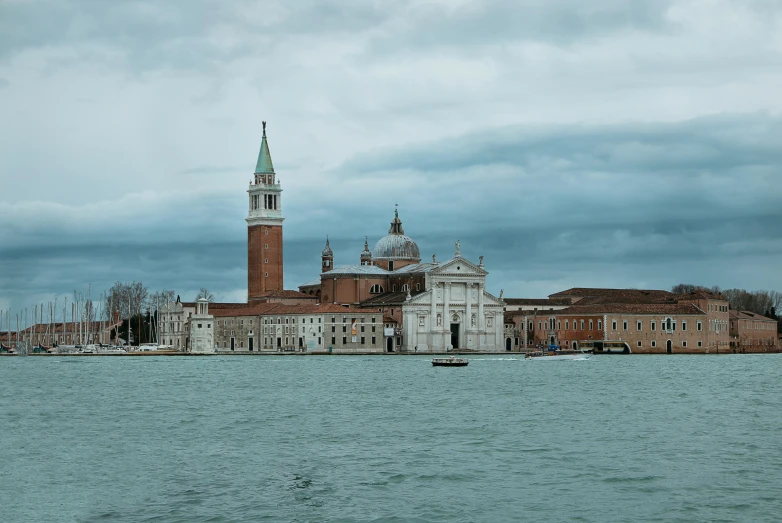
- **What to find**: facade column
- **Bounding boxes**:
[477,283,484,332]
[443,282,451,347]
[430,282,438,332]
[466,283,473,331]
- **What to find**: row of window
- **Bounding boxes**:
[636,340,704,348]
[610,318,700,332]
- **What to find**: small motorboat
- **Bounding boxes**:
[432,356,469,367]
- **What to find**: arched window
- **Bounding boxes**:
[370,285,384,294]
[402,284,410,292]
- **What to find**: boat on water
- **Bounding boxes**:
[526,346,592,361]
[432,356,469,367]
[0,344,17,354]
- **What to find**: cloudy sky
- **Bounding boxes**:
[2,0,782,319]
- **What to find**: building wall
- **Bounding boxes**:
[248,224,283,300]
[213,312,385,353]
[731,316,779,353]
[554,314,605,349]
[601,313,710,353]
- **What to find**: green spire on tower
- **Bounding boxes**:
[254,121,275,174]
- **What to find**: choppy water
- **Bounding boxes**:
[1,354,781,522]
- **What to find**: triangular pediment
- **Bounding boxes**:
[432,256,487,276]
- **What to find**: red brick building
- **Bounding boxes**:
[730,310,779,353]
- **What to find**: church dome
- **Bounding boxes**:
[373,234,420,260]
[372,209,421,261]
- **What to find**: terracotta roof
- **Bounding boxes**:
[18,321,122,334]
[558,303,706,315]
[181,302,247,309]
[677,289,726,301]
[549,288,675,301]
[358,291,424,307]
[730,310,776,322]
[257,289,315,299]
[504,298,571,306]
[209,302,362,318]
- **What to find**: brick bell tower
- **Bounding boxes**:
[247,121,284,301]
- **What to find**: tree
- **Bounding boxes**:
[104,281,149,321]
[671,283,706,294]
[196,288,215,302]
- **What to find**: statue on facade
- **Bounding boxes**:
[437,314,442,326]
[479,255,484,266]
[455,240,461,257]
[432,253,437,263]
[499,289,504,300]
[471,314,476,327]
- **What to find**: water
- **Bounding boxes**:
[1,354,781,522]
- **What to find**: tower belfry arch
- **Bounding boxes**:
[247,121,285,301]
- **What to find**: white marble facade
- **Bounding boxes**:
[189,298,215,353]
[401,254,504,353]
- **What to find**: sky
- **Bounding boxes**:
[2,0,782,321]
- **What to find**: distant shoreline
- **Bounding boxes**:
[3,350,778,357]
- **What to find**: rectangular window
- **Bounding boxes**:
[637,341,642,347]
[580,320,584,330]
[343,326,347,332]
[372,337,376,344]
[598,321,602,330]
[697,340,702,347]
[318,337,321,344]
[683,341,687,348]
[697,321,702,331]
[589,320,593,330]
[651,321,656,331]
[637,321,642,331]
[342,336,347,344]
[612,320,617,330]
[651,340,656,348]
[361,336,365,344]
[565,320,569,330]
[331,337,335,345]
[623,320,628,330]
[557,320,561,330]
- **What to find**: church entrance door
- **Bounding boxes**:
[450,323,460,349]
[386,337,393,352]
[249,337,254,351]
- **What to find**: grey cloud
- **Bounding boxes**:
[365,0,677,56]
[0,0,686,71]
[340,114,782,176]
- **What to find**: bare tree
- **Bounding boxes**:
[196,288,215,302]
[671,283,705,294]
[104,281,149,320]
